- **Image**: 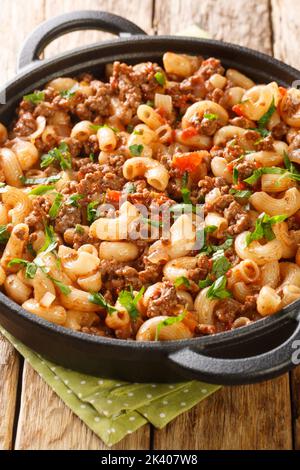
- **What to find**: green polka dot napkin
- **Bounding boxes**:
[0,325,220,446]
[0,25,219,447]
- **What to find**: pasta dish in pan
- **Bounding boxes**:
[0,52,300,341]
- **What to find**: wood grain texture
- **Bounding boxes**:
[0,338,20,450]
[153,376,293,450]
[15,363,150,450]
[291,368,300,450]
[272,0,300,70]
[154,0,272,54]
[44,0,153,59]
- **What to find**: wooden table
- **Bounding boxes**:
[0,0,299,450]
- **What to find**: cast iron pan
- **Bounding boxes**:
[0,10,300,384]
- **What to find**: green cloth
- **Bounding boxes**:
[0,325,220,446]
[0,25,220,448]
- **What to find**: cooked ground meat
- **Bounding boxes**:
[198,58,224,81]
[229,116,254,129]
[24,196,51,231]
[13,112,37,137]
[234,161,257,181]
[139,257,164,285]
[100,259,142,295]
[255,134,274,151]
[205,194,235,213]
[241,295,258,317]
[224,201,252,235]
[55,205,81,234]
[146,281,179,318]
[271,121,288,140]
[186,255,210,282]
[76,81,112,121]
[214,298,241,324]
[197,176,229,200]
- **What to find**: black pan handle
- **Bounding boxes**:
[168,312,300,385]
[18,10,147,71]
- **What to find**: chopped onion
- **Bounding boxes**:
[154,93,173,115]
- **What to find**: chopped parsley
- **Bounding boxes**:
[49,276,71,295]
[154,71,166,86]
[124,183,136,194]
[90,123,118,133]
[174,276,190,288]
[38,225,58,254]
[126,124,134,133]
[229,188,252,199]
[244,166,285,185]
[155,311,186,341]
[88,292,117,314]
[29,185,55,196]
[117,286,145,320]
[89,152,96,162]
[257,98,276,128]
[233,167,239,184]
[145,100,154,107]
[129,144,143,156]
[60,84,78,99]
[283,151,300,175]
[250,127,271,138]
[212,250,232,278]
[0,225,10,243]
[66,193,84,207]
[20,175,61,185]
[49,193,63,218]
[41,142,72,170]
[198,278,213,289]
[207,275,231,300]
[246,212,288,246]
[203,113,218,121]
[8,258,37,279]
[23,91,45,104]
[75,224,85,235]
[87,200,99,223]
[141,217,163,228]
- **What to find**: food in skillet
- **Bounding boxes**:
[1,52,300,341]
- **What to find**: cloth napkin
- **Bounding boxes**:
[0,25,221,447]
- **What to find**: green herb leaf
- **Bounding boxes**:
[229,188,252,199]
[250,127,271,138]
[27,243,36,257]
[145,100,154,107]
[0,225,10,243]
[126,124,134,133]
[244,166,284,185]
[199,278,213,289]
[29,185,55,196]
[155,311,186,341]
[41,142,71,170]
[89,152,96,162]
[154,72,166,86]
[246,212,288,246]
[140,217,163,228]
[117,286,145,320]
[203,113,218,121]
[88,292,117,314]
[8,258,37,279]
[23,91,45,104]
[87,201,99,223]
[90,123,118,133]
[258,98,276,128]
[50,277,71,295]
[207,275,231,300]
[233,167,239,184]
[124,183,136,194]
[21,175,61,185]
[174,276,190,288]
[38,225,57,254]
[212,250,231,278]
[49,193,63,218]
[75,224,85,235]
[59,84,78,99]
[283,151,300,175]
[66,193,84,207]
[129,144,143,156]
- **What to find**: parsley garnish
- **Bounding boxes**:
[87,201,99,223]
[212,250,231,278]
[60,84,78,99]
[88,292,117,314]
[203,113,218,121]
[49,276,71,295]
[66,193,84,207]
[233,167,239,184]
[23,91,45,104]
[229,188,252,199]
[41,142,72,170]
[257,98,276,128]
[38,225,57,254]
[75,224,85,234]
[29,185,55,196]
[207,275,231,300]
[89,153,96,162]
[129,144,143,156]
[154,72,166,86]
[246,212,288,246]
[250,127,271,138]
[8,258,37,279]
[174,276,190,288]
[283,151,300,175]
[244,167,285,185]
[117,287,145,320]
[199,278,213,289]
[0,225,10,243]
[49,193,63,218]
[90,124,118,133]
[141,217,163,228]
[20,175,61,185]
[124,183,136,194]
[155,311,186,341]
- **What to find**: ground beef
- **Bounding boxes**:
[24,196,51,231]
[100,259,142,295]
[55,205,81,234]
[198,176,228,196]
[281,91,300,118]
[241,295,258,317]
[229,116,254,129]
[288,132,300,163]
[271,121,288,140]
[59,137,82,158]
[186,255,210,282]
[13,112,37,137]
[234,161,257,181]
[198,58,224,81]
[288,213,300,230]
[146,281,179,318]
[75,81,112,121]
[214,298,241,324]
[139,257,163,285]
[255,134,274,151]
[205,194,235,213]
[224,201,252,235]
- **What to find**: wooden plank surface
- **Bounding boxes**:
[0,0,298,451]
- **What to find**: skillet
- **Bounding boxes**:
[0,10,300,384]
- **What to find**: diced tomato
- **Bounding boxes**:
[255,161,262,168]
[232,104,245,117]
[279,86,287,98]
[156,106,167,119]
[294,210,300,224]
[172,152,203,172]
[226,269,232,278]
[233,182,247,190]
[227,162,234,173]
[181,126,198,140]
[106,190,121,202]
